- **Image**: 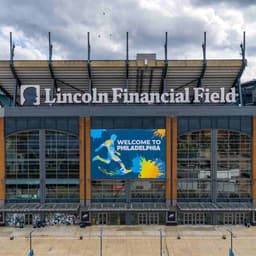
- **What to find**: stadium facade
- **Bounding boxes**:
[0,32,256,226]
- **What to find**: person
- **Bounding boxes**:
[92,134,131,175]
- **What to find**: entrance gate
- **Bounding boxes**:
[138,213,147,224]
[97,213,108,225]
[25,214,33,225]
[183,213,206,225]
[224,213,245,225]
[149,213,159,224]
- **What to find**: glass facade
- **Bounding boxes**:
[177,129,251,202]
[91,180,165,202]
[6,131,40,201]
[45,130,79,201]
[5,130,79,202]
[217,130,251,199]
[92,180,126,201]
[130,180,165,201]
[178,130,211,199]
[6,184,40,201]
[6,131,40,179]
[45,130,79,179]
[3,122,253,225]
[45,184,79,200]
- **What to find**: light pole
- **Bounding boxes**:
[160,229,163,256]
[99,228,103,256]
[28,230,34,256]
[226,229,235,256]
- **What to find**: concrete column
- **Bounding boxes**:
[171,117,177,206]
[0,118,5,207]
[85,117,91,207]
[39,130,46,204]
[252,117,256,203]
[211,129,217,203]
[165,117,171,207]
[79,117,85,207]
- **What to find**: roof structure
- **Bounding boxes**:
[0,31,248,106]
[0,59,245,105]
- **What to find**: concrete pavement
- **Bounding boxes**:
[0,225,255,256]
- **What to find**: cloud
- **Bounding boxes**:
[0,0,255,81]
[0,26,48,60]
[191,0,255,8]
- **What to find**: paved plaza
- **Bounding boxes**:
[0,225,255,255]
[0,226,256,256]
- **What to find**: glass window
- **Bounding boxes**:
[6,131,40,179]
[6,184,40,201]
[130,180,165,201]
[178,179,211,198]
[178,129,252,201]
[178,130,211,200]
[45,130,80,201]
[216,130,251,199]
[45,131,79,179]
[91,180,165,202]
[46,184,79,200]
[92,180,126,201]
[6,129,80,202]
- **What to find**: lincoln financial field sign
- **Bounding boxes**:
[20,85,238,106]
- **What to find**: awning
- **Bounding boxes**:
[1,203,80,212]
[177,202,254,212]
[89,202,167,211]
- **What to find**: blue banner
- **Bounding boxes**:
[91,129,166,179]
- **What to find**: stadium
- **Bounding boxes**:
[0,32,255,227]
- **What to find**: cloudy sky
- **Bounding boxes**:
[0,0,255,81]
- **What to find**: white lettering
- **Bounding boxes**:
[73,93,81,103]
[184,88,190,103]
[44,88,56,104]
[226,88,237,103]
[160,93,169,103]
[41,86,236,105]
[81,93,92,103]
[210,92,220,103]
[112,88,123,103]
[193,88,204,103]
